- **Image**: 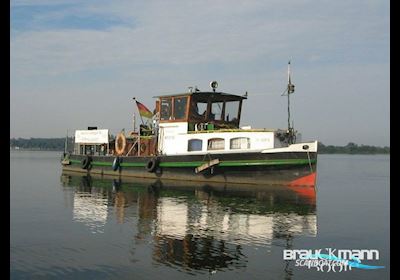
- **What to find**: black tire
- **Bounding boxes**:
[112,157,120,171]
[81,155,92,169]
[146,158,158,172]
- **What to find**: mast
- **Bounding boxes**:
[286,61,295,144]
[64,129,68,154]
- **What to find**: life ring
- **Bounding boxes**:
[112,156,120,171]
[145,158,158,172]
[115,133,126,155]
[81,155,92,169]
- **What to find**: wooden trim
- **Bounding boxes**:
[185,96,191,121]
[155,100,160,114]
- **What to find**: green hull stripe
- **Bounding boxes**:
[70,158,315,168]
[69,159,145,167]
[120,162,146,167]
[91,162,112,166]
[160,159,315,167]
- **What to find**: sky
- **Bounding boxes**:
[10,0,389,146]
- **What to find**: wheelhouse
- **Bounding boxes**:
[155,91,247,130]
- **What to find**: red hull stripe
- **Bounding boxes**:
[289,172,317,187]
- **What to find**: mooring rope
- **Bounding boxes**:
[307,150,313,173]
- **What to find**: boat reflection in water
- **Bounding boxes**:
[61,172,317,273]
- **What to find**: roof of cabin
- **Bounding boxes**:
[153,91,247,101]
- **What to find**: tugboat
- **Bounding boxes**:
[62,64,318,186]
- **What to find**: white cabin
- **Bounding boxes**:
[152,89,297,156]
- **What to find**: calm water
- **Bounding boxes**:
[10,151,390,279]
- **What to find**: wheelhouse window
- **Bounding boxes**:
[210,102,224,121]
[197,102,207,116]
[230,137,250,149]
[207,138,225,150]
[224,101,240,122]
[173,96,188,120]
[160,98,172,120]
[188,139,202,151]
[190,100,208,121]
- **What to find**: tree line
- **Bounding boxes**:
[318,142,389,154]
[10,137,74,151]
[10,138,389,154]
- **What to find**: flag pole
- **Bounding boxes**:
[132,113,136,132]
[133,97,145,125]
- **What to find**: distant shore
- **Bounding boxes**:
[10,148,63,152]
[318,142,389,154]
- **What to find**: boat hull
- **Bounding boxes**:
[63,150,317,186]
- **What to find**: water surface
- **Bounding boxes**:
[10,151,390,279]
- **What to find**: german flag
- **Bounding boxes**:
[135,100,153,119]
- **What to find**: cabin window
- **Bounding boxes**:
[230,137,250,149]
[173,96,188,120]
[188,139,203,151]
[207,138,225,150]
[160,98,172,120]
[210,102,224,121]
[224,101,240,122]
